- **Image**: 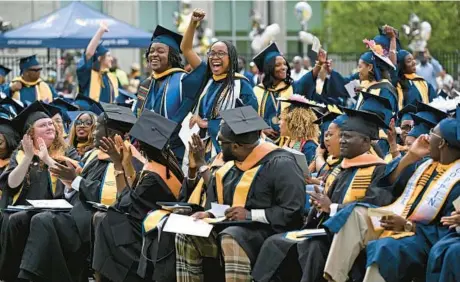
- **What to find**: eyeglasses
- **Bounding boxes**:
[28,68,42,72]
[75,120,93,127]
[207,51,228,59]
[429,128,442,139]
[401,124,413,132]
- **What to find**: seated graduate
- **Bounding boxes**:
[0,96,24,120]
[0,117,19,176]
[0,101,79,281]
[425,107,460,282]
[50,97,80,135]
[92,110,184,282]
[252,95,394,282]
[395,49,437,109]
[4,55,57,105]
[175,106,305,282]
[277,94,323,165]
[323,106,460,282]
[17,103,137,282]
[77,22,118,103]
[251,43,324,140]
[0,64,12,93]
[67,111,97,157]
[395,104,417,152]
[133,25,202,165]
[180,9,258,160]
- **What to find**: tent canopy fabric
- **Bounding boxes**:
[0,1,152,49]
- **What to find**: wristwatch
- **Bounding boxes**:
[198,165,209,174]
[404,220,413,232]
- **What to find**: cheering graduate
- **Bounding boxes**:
[180,9,258,158]
[77,22,118,103]
[0,64,12,93]
[67,111,97,157]
[323,108,460,282]
[18,103,137,282]
[4,55,57,105]
[175,106,305,282]
[92,110,184,282]
[252,98,392,282]
[277,94,322,164]
[0,101,79,281]
[251,43,323,139]
[396,49,437,109]
[133,25,200,164]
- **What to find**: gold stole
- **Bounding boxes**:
[215,142,277,206]
[356,79,392,107]
[12,150,58,205]
[396,73,429,110]
[11,77,53,102]
[83,150,117,205]
[254,82,293,119]
[143,161,182,200]
[89,69,119,102]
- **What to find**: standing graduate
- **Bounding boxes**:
[180,9,258,158]
[77,22,118,103]
[252,95,394,282]
[18,103,137,282]
[396,49,437,109]
[133,25,201,164]
[92,110,184,282]
[0,64,12,94]
[175,106,305,282]
[0,101,79,281]
[323,107,460,282]
[4,55,57,105]
[252,43,324,140]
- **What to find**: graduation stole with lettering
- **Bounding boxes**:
[215,142,277,207]
[11,77,53,102]
[136,68,186,118]
[194,73,246,119]
[396,73,429,110]
[89,69,119,103]
[324,153,385,204]
[12,150,58,205]
[83,149,117,205]
[254,82,293,121]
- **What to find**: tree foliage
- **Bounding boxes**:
[323,1,460,53]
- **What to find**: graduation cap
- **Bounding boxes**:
[74,95,101,113]
[220,106,269,143]
[19,55,41,73]
[360,51,395,83]
[407,120,432,138]
[12,101,51,135]
[40,102,62,118]
[331,114,349,128]
[129,110,177,151]
[397,49,411,66]
[397,104,417,122]
[99,102,137,133]
[0,97,24,119]
[313,106,343,148]
[94,43,109,59]
[374,26,402,52]
[115,89,137,108]
[358,91,393,127]
[439,105,460,148]
[0,64,12,77]
[50,97,79,124]
[252,42,282,72]
[341,107,388,140]
[277,94,325,117]
[410,101,448,127]
[151,25,183,53]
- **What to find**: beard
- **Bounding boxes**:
[222,146,237,162]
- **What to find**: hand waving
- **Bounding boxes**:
[188,134,206,169]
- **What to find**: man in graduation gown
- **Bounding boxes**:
[0,102,79,281]
[322,107,460,282]
[252,94,395,282]
[17,103,137,282]
[133,25,203,164]
[175,106,306,282]
[4,55,57,105]
[92,110,184,282]
[77,22,118,104]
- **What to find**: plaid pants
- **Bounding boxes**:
[176,233,252,282]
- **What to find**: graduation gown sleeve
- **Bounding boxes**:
[239,78,259,111]
[302,141,317,165]
[292,71,317,100]
[76,54,93,94]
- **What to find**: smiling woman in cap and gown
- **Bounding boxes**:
[133,25,203,165]
[251,43,325,141]
[3,55,57,105]
[92,110,184,282]
[179,9,258,161]
[77,22,119,104]
[0,101,79,281]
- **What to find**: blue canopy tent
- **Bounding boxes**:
[0,1,151,48]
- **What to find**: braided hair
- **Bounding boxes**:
[145,43,184,69]
[262,56,293,90]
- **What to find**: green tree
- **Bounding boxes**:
[323,1,460,53]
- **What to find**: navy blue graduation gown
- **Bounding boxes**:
[427,231,460,282]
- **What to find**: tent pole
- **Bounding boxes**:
[56,49,61,89]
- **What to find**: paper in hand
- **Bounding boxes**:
[179,112,200,149]
[163,214,213,237]
[210,203,230,218]
[312,36,321,53]
[27,199,73,209]
[453,196,460,211]
[367,208,396,217]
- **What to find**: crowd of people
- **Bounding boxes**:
[0,7,459,282]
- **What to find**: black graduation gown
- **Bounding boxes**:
[18,154,113,282]
[0,148,79,280]
[252,162,392,282]
[92,171,178,282]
